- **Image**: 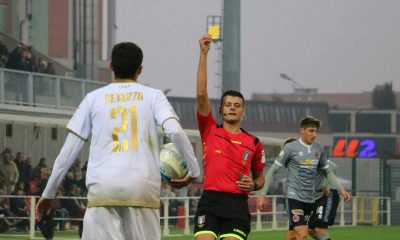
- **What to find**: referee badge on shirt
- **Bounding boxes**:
[242,151,250,165]
[198,215,205,228]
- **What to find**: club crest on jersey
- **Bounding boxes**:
[298,152,304,157]
[198,215,205,228]
[315,152,321,158]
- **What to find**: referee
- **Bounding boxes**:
[193,34,266,240]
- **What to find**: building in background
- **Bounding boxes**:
[0,0,116,82]
[252,91,400,110]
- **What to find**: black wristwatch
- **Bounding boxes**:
[253,181,259,191]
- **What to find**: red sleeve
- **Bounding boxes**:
[197,111,216,141]
[251,141,266,172]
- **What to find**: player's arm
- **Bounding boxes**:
[252,170,265,191]
[259,163,281,196]
[36,132,85,220]
[256,163,281,211]
[321,160,338,195]
[196,34,212,116]
[163,118,201,189]
[324,168,351,202]
[257,144,291,211]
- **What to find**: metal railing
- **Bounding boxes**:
[0,195,391,239]
[0,68,107,110]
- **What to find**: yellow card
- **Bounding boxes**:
[208,25,220,40]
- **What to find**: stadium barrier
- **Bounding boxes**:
[0,195,391,239]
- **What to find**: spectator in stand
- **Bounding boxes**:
[21,47,35,72]
[70,158,82,176]
[0,184,17,233]
[1,147,13,157]
[10,184,29,232]
[0,37,9,68]
[37,168,51,196]
[21,157,34,191]
[25,46,37,72]
[5,44,23,70]
[33,158,47,180]
[73,171,87,196]
[45,62,55,74]
[36,58,47,73]
[0,152,19,194]
[61,184,84,236]
[14,152,25,183]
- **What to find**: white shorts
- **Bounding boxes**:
[82,206,160,240]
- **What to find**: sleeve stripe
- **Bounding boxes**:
[161,116,180,130]
[67,129,88,142]
[274,160,283,167]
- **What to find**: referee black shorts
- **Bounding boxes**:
[194,190,251,240]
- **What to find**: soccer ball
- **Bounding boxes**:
[160,143,188,182]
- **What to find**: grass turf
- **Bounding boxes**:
[0,226,398,239]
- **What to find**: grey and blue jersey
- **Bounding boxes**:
[275,139,329,203]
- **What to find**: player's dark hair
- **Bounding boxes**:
[111,42,143,79]
[300,116,321,129]
[281,137,297,149]
[220,90,245,107]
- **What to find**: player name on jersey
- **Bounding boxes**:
[105,91,144,103]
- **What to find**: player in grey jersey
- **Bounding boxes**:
[257,116,350,240]
[308,160,348,240]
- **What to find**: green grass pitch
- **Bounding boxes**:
[0,226,399,239]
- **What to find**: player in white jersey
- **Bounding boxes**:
[36,42,201,240]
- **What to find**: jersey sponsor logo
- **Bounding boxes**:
[292,214,300,222]
[198,215,205,228]
[299,152,304,156]
[291,209,304,215]
[302,159,319,166]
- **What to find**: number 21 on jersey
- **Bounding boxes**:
[111,106,137,152]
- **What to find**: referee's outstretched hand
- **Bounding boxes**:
[199,34,212,55]
[169,173,197,189]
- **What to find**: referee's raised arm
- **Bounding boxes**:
[196,34,212,116]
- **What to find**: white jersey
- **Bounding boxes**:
[67,81,177,208]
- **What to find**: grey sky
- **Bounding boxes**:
[116,0,400,99]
